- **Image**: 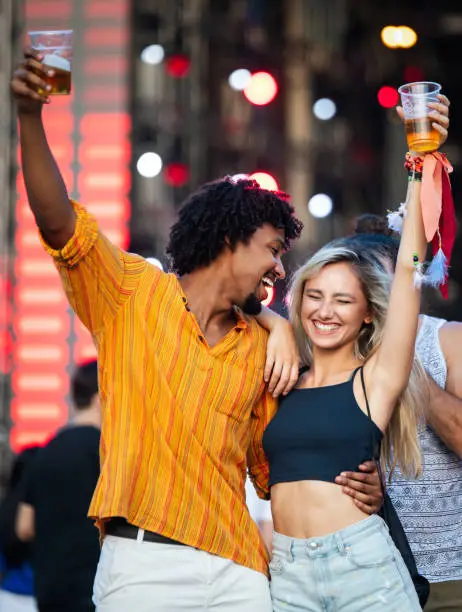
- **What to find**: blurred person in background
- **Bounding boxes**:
[0,447,39,612]
[345,213,462,612]
[16,360,100,612]
[10,49,384,612]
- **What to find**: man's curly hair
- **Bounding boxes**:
[167,177,303,275]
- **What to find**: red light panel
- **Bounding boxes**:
[12,92,73,451]
[0,263,12,374]
[76,4,131,365]
[11,0,130,452]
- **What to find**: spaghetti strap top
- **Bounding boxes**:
[262,367,383,486]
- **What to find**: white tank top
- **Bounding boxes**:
[388,315,462,582]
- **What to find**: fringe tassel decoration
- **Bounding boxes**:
[422,246,448,288]
[387,203,407,233]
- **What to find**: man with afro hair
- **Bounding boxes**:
[13,60,302,609]
[12,54,382,610]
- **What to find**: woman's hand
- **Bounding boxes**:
[264,317,300,398]
[396,93,450,146]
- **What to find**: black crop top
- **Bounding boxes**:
[262,367,383,487]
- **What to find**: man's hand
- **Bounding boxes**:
[335,461,383,514]
[396,93,450,146]
[11,47,53,114]
[264,317,299,398]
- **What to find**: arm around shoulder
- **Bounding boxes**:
[256,306,300,397]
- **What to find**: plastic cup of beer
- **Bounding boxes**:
[28,29,73,95]
[398,81,442,153]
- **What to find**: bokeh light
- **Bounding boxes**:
[313,98,337,121]
[164,162,190,187]
[165,54,191,78]
[308,193,333,218]
[381,26,399,49]
[381,25,417,49]
[249,172,279,191]
[136,152,163,178]
[377,86,399,108]
[141,44,165,65]
[403,65,425,83]
[244,72,278,106]
[229,69,252,91]
[398,26,418,48]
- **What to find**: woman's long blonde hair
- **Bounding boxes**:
[288,244,427,480]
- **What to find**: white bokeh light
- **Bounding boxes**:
[231,173,249,182]
[313,98,337,121]
[308,193,333,218]
[146,257,164,270]
[136,152,163,178]
[141,44,165,65]
[228,69,251,91]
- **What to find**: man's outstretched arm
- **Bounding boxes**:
[11,48,75,248]
[11,48,148,335]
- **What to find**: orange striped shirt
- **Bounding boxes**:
[40,201,277,575]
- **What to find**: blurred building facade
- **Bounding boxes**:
[130,0,461,312]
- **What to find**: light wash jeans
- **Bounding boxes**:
[270,514,421,611]
[93,534,272,611]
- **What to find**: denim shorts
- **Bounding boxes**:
[270,514,421,611]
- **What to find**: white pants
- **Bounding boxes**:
[0,590,37,612]
[93,534,271,611]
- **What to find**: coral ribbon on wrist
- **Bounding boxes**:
[421,152,456,298]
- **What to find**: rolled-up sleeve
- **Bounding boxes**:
[39,200,147,336]
[246,390,277,500]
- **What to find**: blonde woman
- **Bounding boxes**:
[260,103,450,612]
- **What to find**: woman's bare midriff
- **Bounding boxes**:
[271,480,370,538]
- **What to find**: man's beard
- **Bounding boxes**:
[241,293,262,315]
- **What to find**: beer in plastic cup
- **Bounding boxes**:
[28,29,73,95]
[398,81,442,153]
